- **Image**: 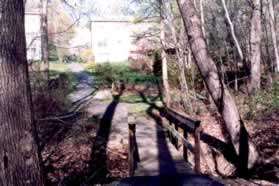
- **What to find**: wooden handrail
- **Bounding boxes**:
[152,108,202,174]
[164,108,200,132]
[128,108,202,176]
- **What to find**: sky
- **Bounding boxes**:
[66,0,136,47]
[93,0,131,18]
[65,0,135,21]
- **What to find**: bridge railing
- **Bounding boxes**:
[128,108,202,176]
[161,108,202,174]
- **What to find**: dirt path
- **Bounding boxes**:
[68,63,129,149]
[68,63,95,104]
[67,63,129,181]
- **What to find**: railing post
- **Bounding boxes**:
[194,121,202,174]
[183,128,188,162]
[128,116,136,177]
[174,123,181,150]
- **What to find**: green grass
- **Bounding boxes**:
[98,93,163,115]
[121,93,163,114]
[128,103,150,115]
[119,94,161,103]
[49,62,70,72]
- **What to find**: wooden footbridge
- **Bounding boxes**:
[119,106,223,185]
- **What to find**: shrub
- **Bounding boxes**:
[80,49,95,63]
[128,54,153,73]
[255,82,279,110]
[87,62,160,88]
[30,71,77,119]
[48,42,59,61]
[84,63,96,71]
[246,82,279,119]
[63,55,83,63]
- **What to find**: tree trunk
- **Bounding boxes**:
[263,7,273,85]
[222,0,244,61]
[248,0,262,94]
[200,0,207,43]
[176,0,258,171]
[166,0,192,112]
[178,57,193,112]
[160,0,171,107]
[41,0,49,80]
[0,1,44,185]
[267,0,279,72]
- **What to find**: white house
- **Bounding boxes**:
[91,20,155,63]
[25,0,42,61]
[91,21,132,63]
[25,12,42,60]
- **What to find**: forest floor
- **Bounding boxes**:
[36,63,279,185]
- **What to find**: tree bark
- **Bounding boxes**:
[160,0,171,107]
[248,0,262,94]
[41,0,49,80]
[221,0,244,61]
[176,0,258,170]
[267,0,279,72]
[177,56,193,112]
[263,6,273,85]
[0,0,45,185]
[200,0,206,42]
[166,0,192,112]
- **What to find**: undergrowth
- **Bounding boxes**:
[30,69,78,119]
[86,62,160,88]
[255,82,279,110]
[246,82,279,119]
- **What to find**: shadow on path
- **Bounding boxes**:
[139,92,178,177]
[87,91,123,184]
[116,174,223,186]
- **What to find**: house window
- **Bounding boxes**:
[98,38,108,47]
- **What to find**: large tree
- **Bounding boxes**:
[267,0,279,72]
[176,0,258,171]
[41,0,49,80]
[221,0,244,61]
[159,0,171,107]
[165,0,192,112]
[0,0,44,185]
[248,0,262,94]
